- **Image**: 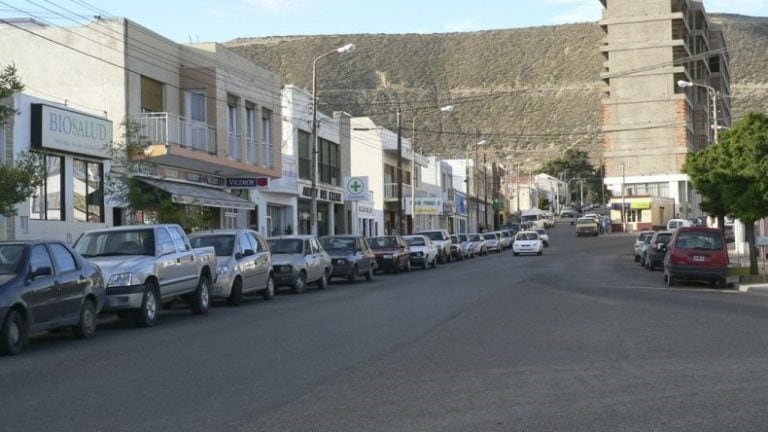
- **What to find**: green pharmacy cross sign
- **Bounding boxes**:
[344,176,368,201]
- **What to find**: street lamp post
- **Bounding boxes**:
[474,140,487,231]
[677,80,719,144]
[410,105,454,233]
[310,43,355,236]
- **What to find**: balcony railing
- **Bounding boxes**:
[384,182,414,200]
[262,142,273,168]
[134,112,216,154]
[246,136,257,164]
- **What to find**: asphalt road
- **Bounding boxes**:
[3,224,768,431]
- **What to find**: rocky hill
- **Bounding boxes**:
[225,14,768,165]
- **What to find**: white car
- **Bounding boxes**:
[535,229,550,247]
[512,231,544,256]
[633,230,655,262]
[403,235,439,269]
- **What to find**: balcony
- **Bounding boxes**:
[384,182,414,201]
[135,112,216,154]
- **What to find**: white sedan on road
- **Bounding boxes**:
[512,231,544,256]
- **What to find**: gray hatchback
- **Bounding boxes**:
[319,235,377,283]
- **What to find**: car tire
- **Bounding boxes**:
[405,259,411,272]
[421,259,428,270]
[0,309,25,356]
[228,278,243,306]
[431,257,437,268]
[365,265,374,281]
[292,271,307,294]
[190,275,211,315]
[317,271,328,290]
[133,282,159,327]
[634,255,640,263]
[537,250,543,256]
[261,275,275,300]
[348,266,358,284]
[73,299,97,339]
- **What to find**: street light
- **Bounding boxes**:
[410,105,454,233]
[310,43,356,235]
[677,79,719,144]
[474,140,487,232]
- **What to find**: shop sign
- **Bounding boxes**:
[344,176,368,201]
[31,103,112,159]
[226,178,269,188]
[415,198,442,215]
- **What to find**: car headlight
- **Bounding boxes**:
[217,264,230,275]
[107,272,132,287]
[334,259,347,265]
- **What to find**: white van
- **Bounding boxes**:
[666,218,692,231]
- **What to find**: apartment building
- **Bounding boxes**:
[599,0,731,224]
[0,18,282,236]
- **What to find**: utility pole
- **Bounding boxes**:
[621,162,626,232]
[397,106,404,235]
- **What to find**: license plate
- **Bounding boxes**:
[693,255,705,262]
[383,255,392,259]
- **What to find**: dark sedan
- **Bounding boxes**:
[643,230,674,271]
[319,235,377,283]
[0,240,105,356]
[368,235,411,273]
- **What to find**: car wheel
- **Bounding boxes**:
[513,252,519,256]
[292,271,307,294]
[421,259,428,270]
[445,252,452,263]
[648,260,655,271]
[537,250,543,256]
[261,275,275,300]
[0,309,25,356]
[73,299,97,339]
[431,257,437,268]
[634,255,640,263]
[405,259,411,272]
[348,266,358,284]
[365,265,374,281]
[133,282,159,327]
[228,278,243,307]
[317,271,328,290]
[190,275,211,315]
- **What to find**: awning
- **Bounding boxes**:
[139,178,254,210]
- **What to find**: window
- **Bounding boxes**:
[187,90,206,123]
[31,154,63,221]
[262,108,273,167]
[228,98,239,160]
[49,243,77,273]
[169,226,190,252]
[246,105,257,164]
[318,138,340,186]
[238,233,253,254]
[156,228,174,253]
[298,129,311,180]
[141,76,164,113]
[30,245,53,274]
[73,159,103,223]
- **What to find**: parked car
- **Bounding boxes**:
[319,235,376,283]
[633,230,656,262]
[369,235,411,273]
[404,235,439,270]
[499,230,514,249]
[666,218,692,231]
[415,230,452,264]
[189,229,274,306]
[483,232,503,253]
[642,230,674,271]
[449,235,464,261]
[0,240,105,356]
[664,226,728,288]
[466,233,487,256]
[455,233,474,259]
[535,229,550,247]
[575,217,599,237]
[512,231,544,256]
[268,236,331,293]
[73,224,216,327]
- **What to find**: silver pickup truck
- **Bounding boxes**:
[73,224,216,327]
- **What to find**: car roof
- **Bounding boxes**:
[268,235,315,240]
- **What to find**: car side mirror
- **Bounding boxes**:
[243,249,255,257]
[29,266,52,280]
[235,252,242,260]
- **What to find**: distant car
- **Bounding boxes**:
[499,230,514,249]
[633,230,655,262]
[642,230,674,271]
[369,235,411,273]
[414,230,452,264]
[268,236,331,294]
[666,218,692,231]
[513,231,544,256]
[403,235,439,270]
[575,217,599,237]
[466,233,487,256]
[0,240,105,356]
[319,235,377,283]
[189,229,274,306]
[483,232,502,253]
[448,235,464,261]
[664,227,728,288]
[535,229,550,247]
[455,234,474,259]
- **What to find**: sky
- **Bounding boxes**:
[3,0,768,43]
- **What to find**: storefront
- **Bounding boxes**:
[608,195,675,231]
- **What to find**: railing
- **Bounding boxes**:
[384,182,414,200]
[262,141,273,168]
[246,136,257,164]
[134,112,216,154]
[228,132,240,161]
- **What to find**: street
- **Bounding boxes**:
[3,225,768,431]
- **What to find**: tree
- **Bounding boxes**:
[540,148,601,206]
[0,64,45,218]
[687,112,768,275]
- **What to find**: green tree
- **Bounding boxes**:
[0,64,45,217]
[540,148,602,206]
[683,141,732,237]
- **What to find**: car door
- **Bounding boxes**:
[235,232,257,291]
[358,237,374,273]
[21,244,59,327]
[168,226,198,294]
[48,242,86,322]
[155,227,184,295]
[302,239,317,282]
[247,232,271,291]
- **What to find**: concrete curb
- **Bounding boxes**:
[737,283,768,294]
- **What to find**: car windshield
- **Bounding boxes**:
[536,230,546,235]
[74,229,155,257]
[516,232,538,241]
[268,239,304,254]
[319,237,355,251]
[656,233,672,244]
[468,234,481,241]
[190,235,234,256]
[419,232,443,241]
[675,232,723,250]
[369,237,399,249]
[458,234,468,242]
[405,237,425,246]
[483,233,496,240]
[0,244,24,275]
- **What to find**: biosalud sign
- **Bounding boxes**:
[30,104,112,159]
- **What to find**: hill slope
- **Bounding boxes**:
[225,14,768,164]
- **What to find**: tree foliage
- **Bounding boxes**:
[540,148,605,205]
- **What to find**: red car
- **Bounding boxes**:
[663,227,728,288]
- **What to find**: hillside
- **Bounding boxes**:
[225,14,768,164]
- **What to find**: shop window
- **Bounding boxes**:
[298,129,311,180]
[74,159,104,223]
[31,154,63,221]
